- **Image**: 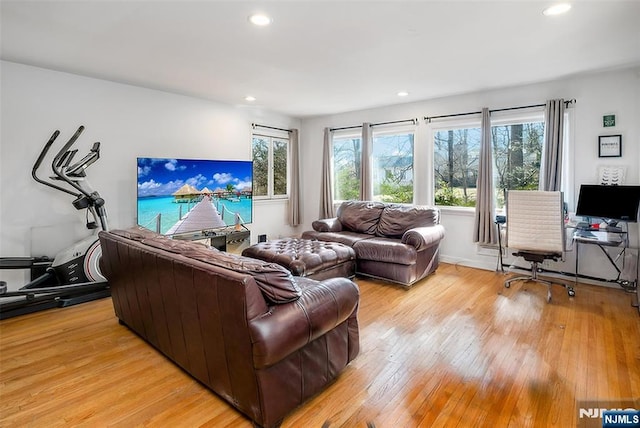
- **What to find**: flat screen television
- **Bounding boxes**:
[575,184,640,223]
[137,157,252,235]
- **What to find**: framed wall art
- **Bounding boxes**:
[598,135,622,158]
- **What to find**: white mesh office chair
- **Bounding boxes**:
[504,190,575,302]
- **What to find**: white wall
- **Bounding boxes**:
[2,61,638,290]
[0,61,300,289]
[300,66,640,278]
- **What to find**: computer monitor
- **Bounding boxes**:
[575,184,640,223]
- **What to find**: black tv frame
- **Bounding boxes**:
[136,157,253,236]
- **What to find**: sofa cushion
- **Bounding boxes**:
[109,225,162,241]
[353,237,417,265]
[337,201,386,235]
[302,230,374,247]
[376,204,440,238]
[402,225,446,251]
[311,217,343,232]
[201,251,302,305]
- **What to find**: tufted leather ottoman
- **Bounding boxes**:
[242,238,356,281]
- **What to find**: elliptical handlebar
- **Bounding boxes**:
[66,142,100,177]
[33,130,60,171]
[32,130,79,197]
[51,126,85,171]
[32,126,109,232]
[51,126,91,197]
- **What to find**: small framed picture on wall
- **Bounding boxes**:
[598,135,622,158]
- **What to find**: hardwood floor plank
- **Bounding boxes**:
[1,263,638,427]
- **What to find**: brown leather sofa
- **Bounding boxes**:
[98,226,360,428]
[302,201,445,286]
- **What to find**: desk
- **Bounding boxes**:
[496,218,639,313]
[572,226,639,315]
[572,227,637,290]
[174,225,251,254]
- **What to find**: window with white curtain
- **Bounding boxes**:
[331,125,415,203]
[252,133,289,199]
[433,110,548,210]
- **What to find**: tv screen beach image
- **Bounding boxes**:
[137,157,253,235]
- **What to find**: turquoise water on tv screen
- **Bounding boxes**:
[137,196,252,235]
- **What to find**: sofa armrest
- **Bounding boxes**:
[401,225,446,251]
[312,217,343,232]
[249,277,359,369]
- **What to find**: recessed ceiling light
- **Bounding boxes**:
[245,96,256,102]
[397,91,409,97]
[249,14,272,26]
[543,3,571,16]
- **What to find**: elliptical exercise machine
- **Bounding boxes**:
[0,126,110,319]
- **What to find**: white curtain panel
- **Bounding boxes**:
[320,127,335,218]
[360,123,373,201]
[288,129,300,226]
[473,108,497,245]
[539,99,565,191]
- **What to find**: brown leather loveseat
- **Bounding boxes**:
[98,226,360,428]
[302,201,445,286]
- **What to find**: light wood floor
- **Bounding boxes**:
[1,263,639,427]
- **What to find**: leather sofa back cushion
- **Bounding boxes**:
[337,201,386,235]
[376,204,440,238]
[110,228,301,304]
[109,225,161,241]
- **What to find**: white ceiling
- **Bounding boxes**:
[2,1,639,118]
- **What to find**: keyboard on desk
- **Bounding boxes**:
[575,230,595,239]
[574,230,624,244]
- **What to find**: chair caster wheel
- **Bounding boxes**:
[568,288,575,297]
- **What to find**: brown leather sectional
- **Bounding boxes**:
[98,226,360,428]
[302,201,445,286]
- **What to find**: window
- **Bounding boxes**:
[491,119,545,208]
[252,134,289,199]
[372,130,414,203]
[332,133,362,201]
[434,126,481,207]
[433,112,545,209]
[331,127,415,204]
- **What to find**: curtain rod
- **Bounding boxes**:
[330,124,362,132]
[330,117,417,132]
[424,99,576,123]
[252,123,292,133]
[425,104,546,122]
